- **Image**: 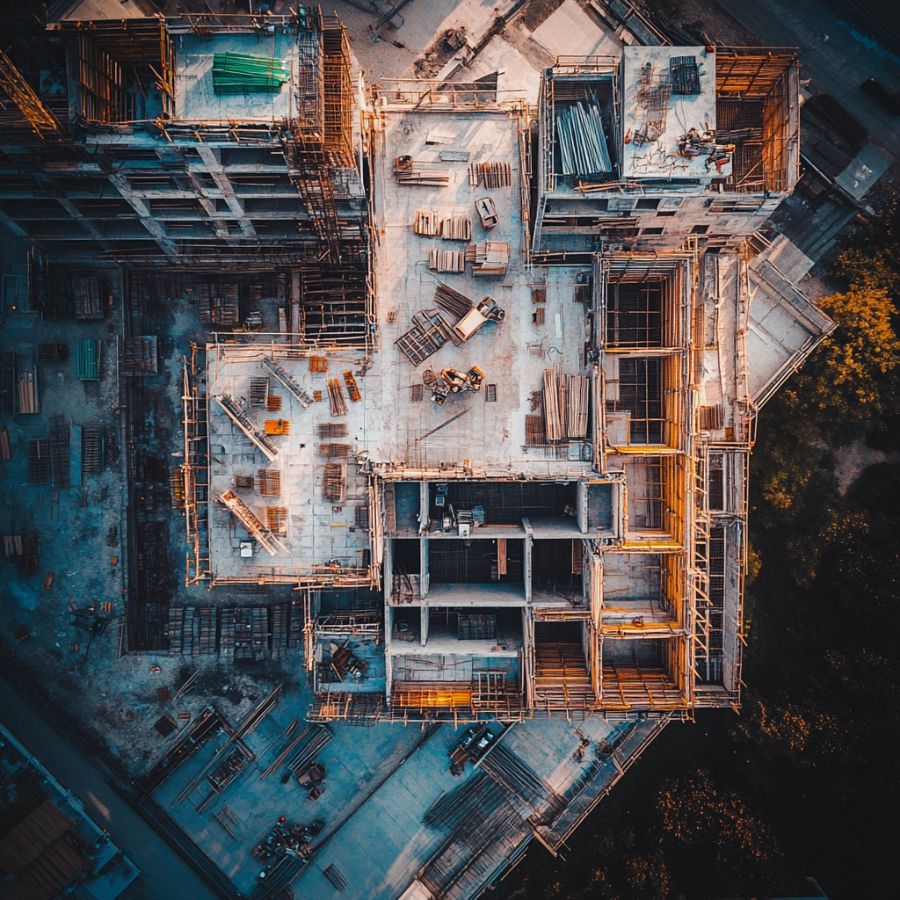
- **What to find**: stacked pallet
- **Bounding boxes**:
[327,378,348,416]
[323,463,345,502]
[467,241,509,276]
[319,443,352,458]
[266,507,288,536]
[439,215,472,241]
[249,377,270,408]
[49,415,70,489]
[414,210,471,240]
[428,248,466,273]
[257,468,282,496]
[468,161,512,188]
[197,283,239,326]
[317,423,348,438]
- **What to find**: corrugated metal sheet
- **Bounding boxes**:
[75,339,100,381]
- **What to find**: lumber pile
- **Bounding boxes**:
[469,161,512,188]
[16,369,38,413]
[415,210,472,241]
[434,282,473,320]
[428,248,466,273]
[394,156,450,186]
[414,209,440,236]
[439,215,472,241]
[0,426,9,462]
[542,370,590,442]
[467,241,509,276]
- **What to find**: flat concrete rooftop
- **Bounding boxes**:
[174,30,299,122]
[622,45,727,182]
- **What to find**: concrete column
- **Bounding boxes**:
[522,519,533,602]
[419,481,430,534]
[420,537,429,598]
[384,605,393,700]
[420,605,428,648]
[577,481,588,533]
[383,537,393,603]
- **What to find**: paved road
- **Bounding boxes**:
[0,675,222,900]
[718,0,900,150]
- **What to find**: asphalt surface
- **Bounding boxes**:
[0,674,222,900]
[717,0,900,150]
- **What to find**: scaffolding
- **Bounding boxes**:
[0,49,62,140]
[50,18,174,124]
[715,50,800,194]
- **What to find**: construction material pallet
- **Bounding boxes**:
[395,309,458,365]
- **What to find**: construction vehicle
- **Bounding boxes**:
[422,366,485,404]
[453,295,504,342]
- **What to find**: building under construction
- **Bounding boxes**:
[0,2,835,898]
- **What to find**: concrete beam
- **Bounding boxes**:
[107,172,178,259]
[195,145,256,239]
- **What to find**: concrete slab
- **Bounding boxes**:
[530,0,620,60]
[622,46,726,182]
[175,32,299,122]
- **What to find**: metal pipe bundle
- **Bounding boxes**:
[557,92,612,176]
